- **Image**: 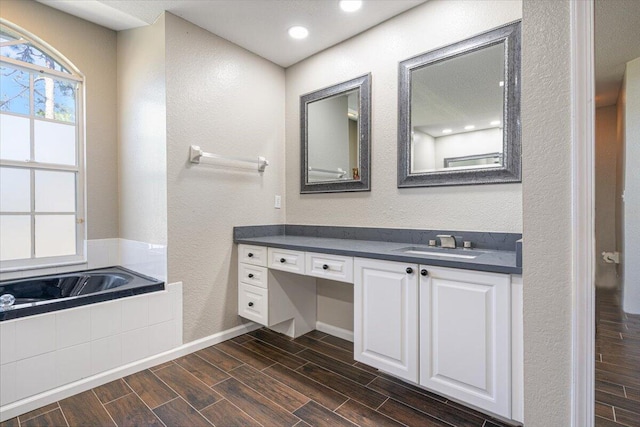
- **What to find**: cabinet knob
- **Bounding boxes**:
[280,258,286,263]
[248,273,254,278]
[421,269,428,276]
[322,264,329,270]
[406,267,413,274]
[248,302,254,307]
[248,253,254,258]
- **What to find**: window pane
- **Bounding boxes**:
[34,76,76,123]
[0,167,30,212]
[34,120,76,165]
[0,42,70,74]
[35,170,75,212]
[35,215,76,258]
[0,66,30,115]
[0,114,30,161]
[0,215,31,261]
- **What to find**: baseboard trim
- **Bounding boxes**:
[0,321,261,422]
[315,321,353,342]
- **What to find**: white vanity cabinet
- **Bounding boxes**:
[239,244,267,266]
[353,258,419,382]
[419,265,511,418]
[268,247,305,274]
[238,245,316,338]
[236,242,523,422]
[305,252,354,283]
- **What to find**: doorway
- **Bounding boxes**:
[593,0,640,425]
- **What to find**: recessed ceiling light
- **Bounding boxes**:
[499,81,504,87]
[288,26,309,39]
[442,129,452,134]
[464,125,475,130]
[490,120,501,126]
[340,0,363,12]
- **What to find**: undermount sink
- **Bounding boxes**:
[393,246,481,259]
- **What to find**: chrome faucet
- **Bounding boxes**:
[437,234,456,249]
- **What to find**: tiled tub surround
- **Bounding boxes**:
[0,282,183,421]
[234,225,522,274]
[0,238,167,283]
[0,266,164,321]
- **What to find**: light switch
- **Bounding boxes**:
[274,195,281,209]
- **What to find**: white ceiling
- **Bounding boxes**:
[36,0,426,67]
[595,0,640,107]
[33,1,639,107]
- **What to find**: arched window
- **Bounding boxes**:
[0,22,85,270]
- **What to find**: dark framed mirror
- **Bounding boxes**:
[300,73,371,193]
[398,21,521,188]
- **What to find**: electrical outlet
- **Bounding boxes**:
[274,195,281,209]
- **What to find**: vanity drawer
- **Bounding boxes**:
[238,283,268,326]
[268,247,305,274]
[239,264,268,289]
[239,244,267,267]
[305,252,354,283]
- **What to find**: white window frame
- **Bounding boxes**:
[0,23,86,272]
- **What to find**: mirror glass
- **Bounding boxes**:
[301,74,371,193]
[307,90,360,183]
[410,44,504,173]
[398,21,521,187]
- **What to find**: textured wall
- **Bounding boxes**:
[117,17,167,245]
[0,0,119,240]
[623,57,640,314]
[285,0,522,232]
[521,0,572,425]
[595,106,619,289]
[164,13,286,342]
[285,0,522,334]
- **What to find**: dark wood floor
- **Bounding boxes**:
[595,289,640,427]
[0,328,519,427]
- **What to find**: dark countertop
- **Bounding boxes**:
[235,234,521,275]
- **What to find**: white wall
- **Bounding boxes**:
[285,0,521,337]
[164,13,286,342]
[616,75,626,290]
[285,0,522,232]
[117,17,167,248]
[0,0,119,240]
[434,128,503,168]
[595,106,619,289]
[623,57,640,314]
[308,95,350,181]
[522,0,572,425]
[412,131,436,171]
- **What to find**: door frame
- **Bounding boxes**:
[570,0,595,426]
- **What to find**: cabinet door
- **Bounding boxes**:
[420,266,511,418]
[238,244,267,267]
[238,282,269,326]
[268,247,305,274]
[239,263,268,288]
[354,258,418,382]
[305,252,354,283]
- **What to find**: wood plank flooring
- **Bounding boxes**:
[595,289,640,427]
[1,328,520,427]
